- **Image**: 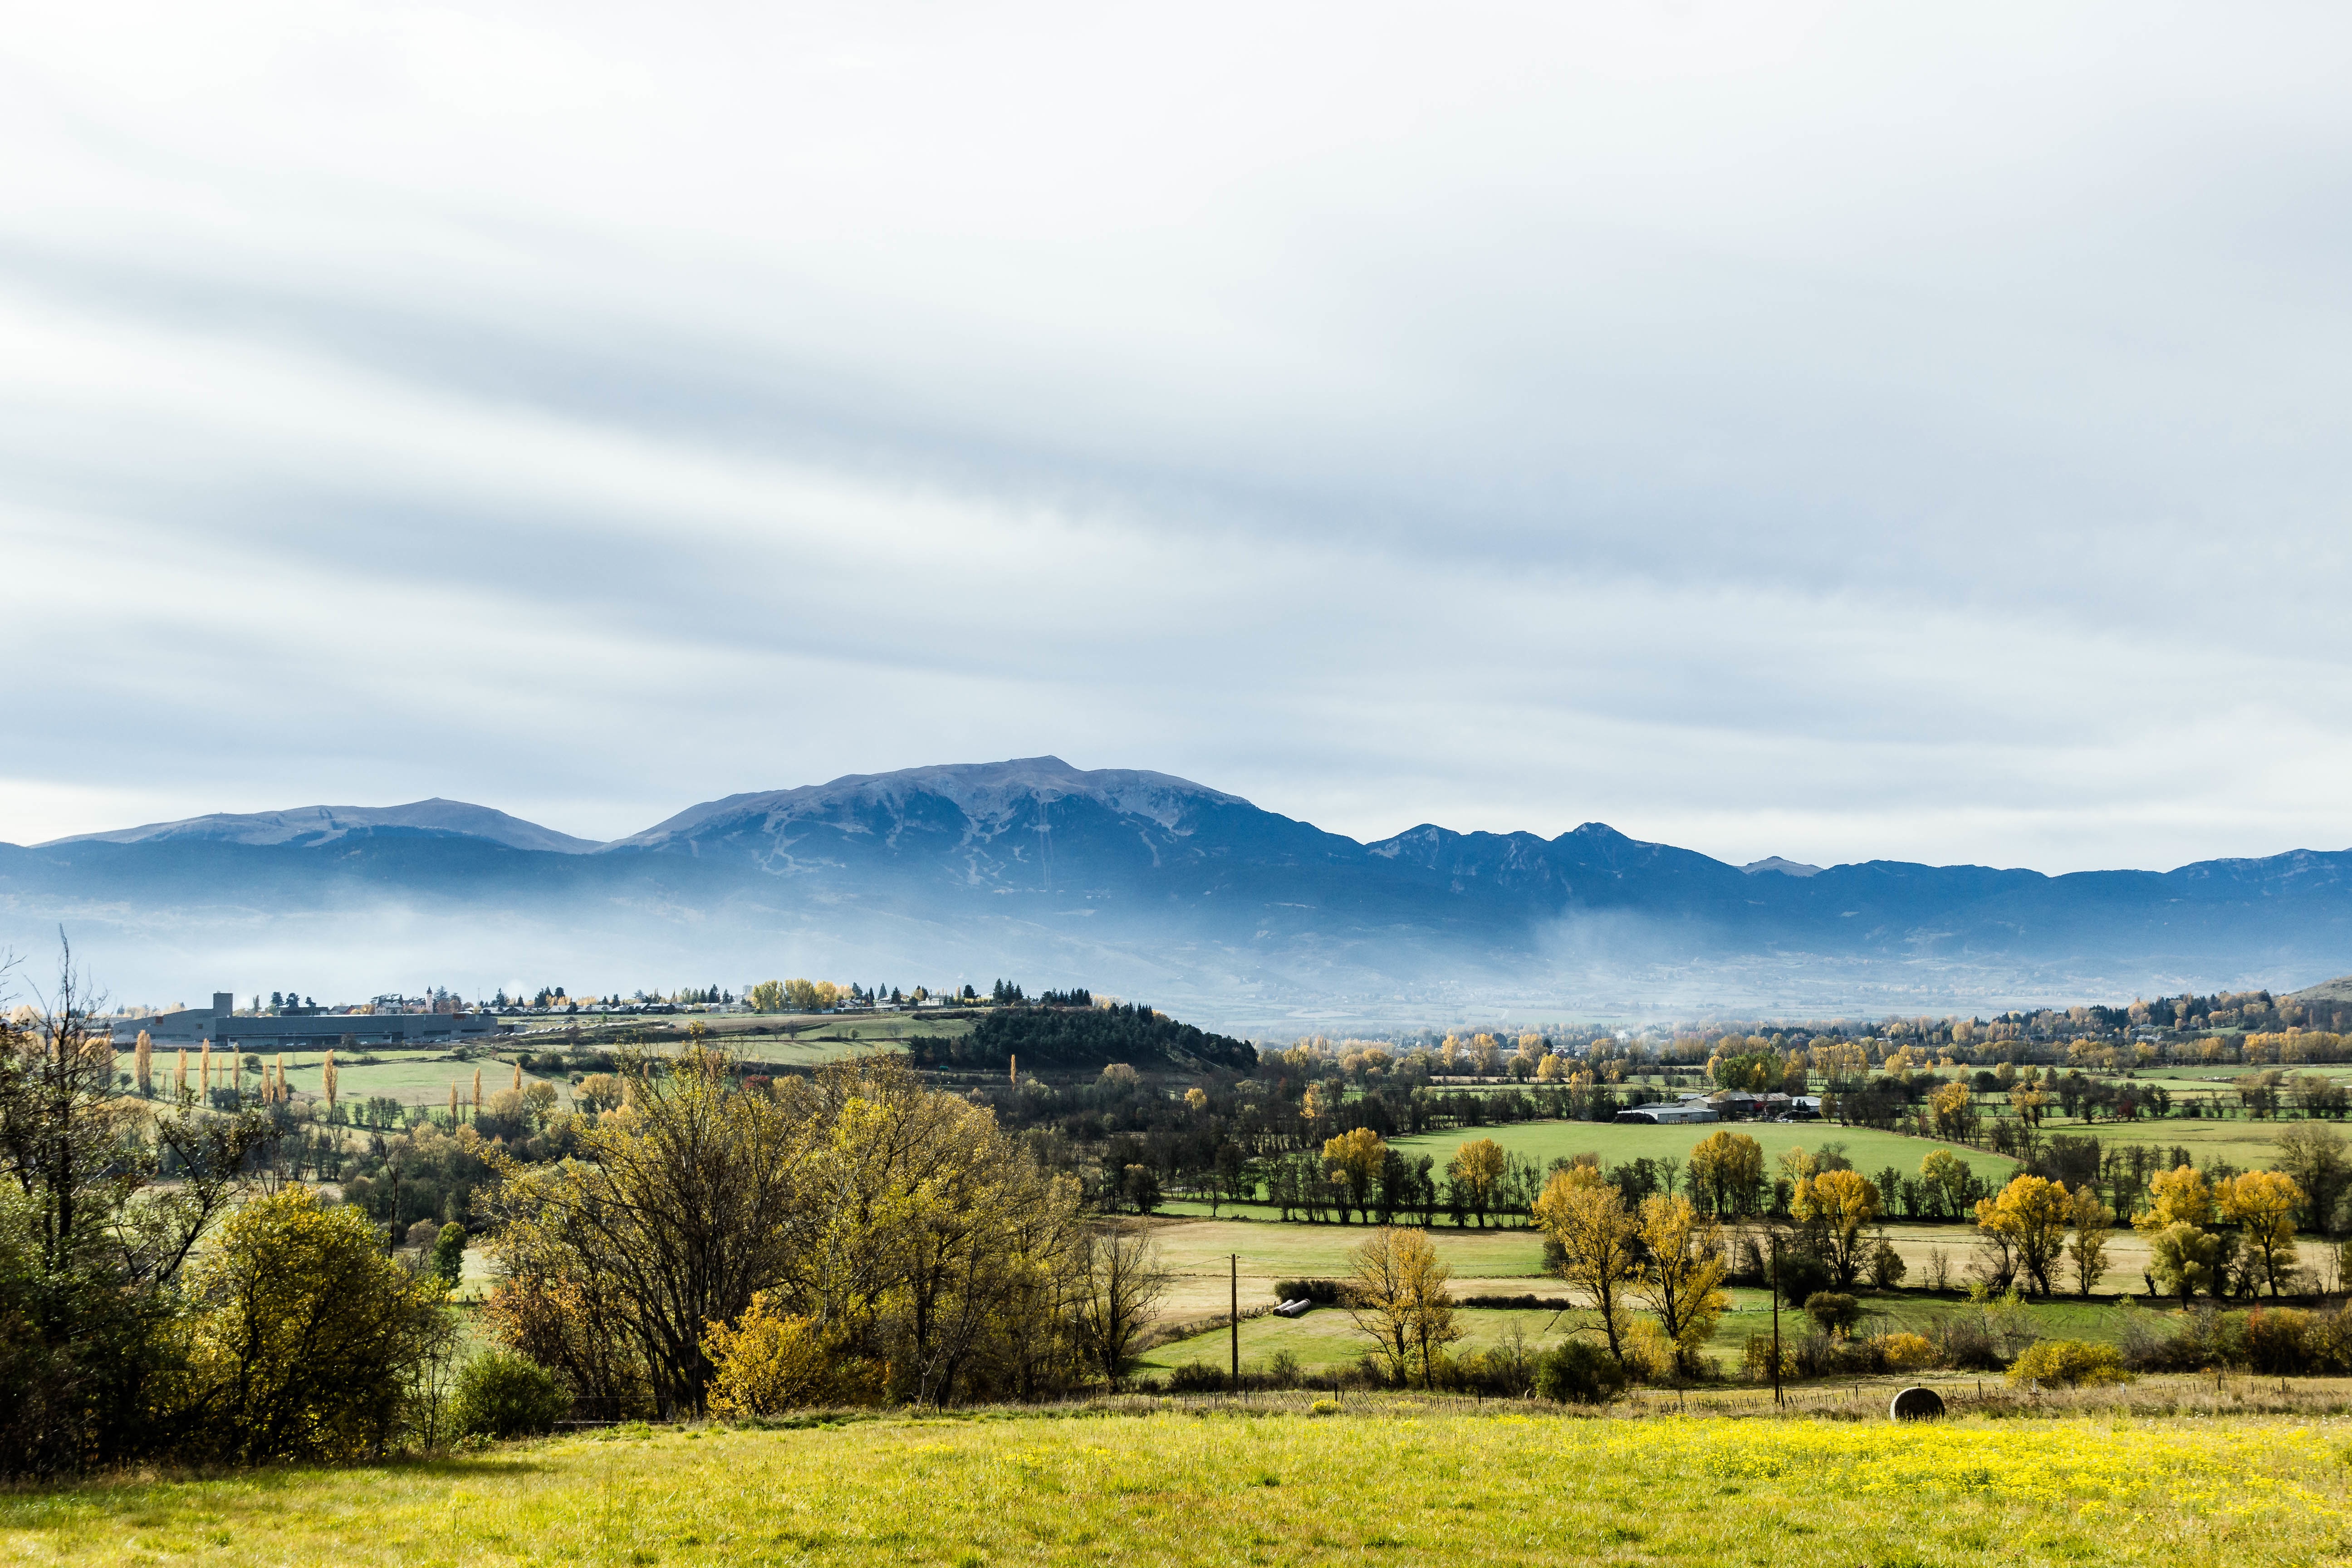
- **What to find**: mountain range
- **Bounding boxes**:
[7,756,2351,1029]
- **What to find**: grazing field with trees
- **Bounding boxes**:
[26,946,2352,1568]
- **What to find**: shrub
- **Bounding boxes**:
[2240,1306,2352,1375]
[1457,1294,1575,1310]
[1166,1361,1226,1393]
[1931,1314,2004,1372]
[1617,1319,1678,1382]
[450,1352,571,1440]
[1803,1292,1862,1336]
[703,1294,881,1415]
[2007,1339,2130,1387]
[1872,1332,1937,1373]
[1272,1279,1343,1305]
[1740,1334,1794,1382]
[1535,1339,1628,1405]
[1265,1349,1302,1388]
[1868,1238,1907,1289]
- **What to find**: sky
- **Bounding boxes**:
[5,1,2352,874]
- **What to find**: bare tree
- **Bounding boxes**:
[1072,1220,1166,1388]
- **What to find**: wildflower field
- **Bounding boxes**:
[9,1406,2352,1568]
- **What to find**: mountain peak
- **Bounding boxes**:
[608,757,1250,852]
[1743,856,1824,877]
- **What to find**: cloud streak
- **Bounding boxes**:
[4,1,2351,877]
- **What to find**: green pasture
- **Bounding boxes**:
[2024,1114,2288,1171]
[499,1010,966,1062]
[1389,1118,2016,1187]
[12,1408,2344,1567]
[1143,1287,2214,1381]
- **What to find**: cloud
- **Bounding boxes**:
[2,1,2350,874]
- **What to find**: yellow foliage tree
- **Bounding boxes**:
[1534,1166,1637,1361]
[1686,1129,1764,1218]
[2138,1165,2215,1230]
[1791,1168,1880,1288]
[2219,1169,2303,1298]
[1341,1225,1460,1387]
[1447,1137,1508,1228]
[1974,1175,2072,1297]
[1632,1194,1729,1362]
[1322,1127,1387,1225]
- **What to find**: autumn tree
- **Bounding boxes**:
[2219,1170,2303,1298]
[2137,1165,2219,1304]
[0,945,271,1474]
[1686,1130,1764,1218]
[1631,1194,1729,1367]
[491,1051,1088,1413]
[1919,1149,1978,1218]
[176,1187,449,1463]
[1534,1166,1638,1361]
[1448,1138,1507,1228]
[1791,1169,1880,1288]
[2065,1186,2113,1298]
[1974,1175,2071,1297]
[1322,1127,1387,1225]
[1929,1082,1977,1142]
[1341,1225,1460,1386]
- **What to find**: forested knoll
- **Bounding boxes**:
[903,1004,1258,1073]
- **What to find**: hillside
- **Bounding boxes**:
[902,1003,1258,1073]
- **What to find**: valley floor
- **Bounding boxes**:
[10,1395,2351,1567]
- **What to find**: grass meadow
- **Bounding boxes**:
[10,1406,2351,1568]
[1386,1118,2017,1187]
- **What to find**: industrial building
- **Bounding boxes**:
[110,993,500,1049]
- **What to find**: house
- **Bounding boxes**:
[1612,1101,1719,1125]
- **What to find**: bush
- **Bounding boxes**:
[1930,1314,2004,1372]
[1166,1361,1226,1393]
[1617,1320,1678,1382]
[1457,1294,1576,1310]
[1741,1334,1794,1382]
[1535,1338,1627,1405]
[2245,1308,2313,1375]
[2007,1339,2130,1387]
[1868,1238,1907,1290]
[703,1294,881,1415]
[1272,1279,1343,1305]
[450,1352,572,1439]
[1872,1332,1937,1373]
[1265,1350,1302,1387]
[1803,1292,1862,1336]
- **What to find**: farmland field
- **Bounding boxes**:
[1142,1216,1548,1317]
[1142,1287,2204,1376]
[2026,1113,2298,1173]
[1388,1117,2017,1186]
[8,1407,2347,1567]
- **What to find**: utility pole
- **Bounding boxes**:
[1770,1231,1783,1407]
[1230,1254,1240,1392]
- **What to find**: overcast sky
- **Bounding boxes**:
[5,2,2350,872]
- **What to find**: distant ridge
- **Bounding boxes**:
[41,799,603,856]
[9,757,2352,1023]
